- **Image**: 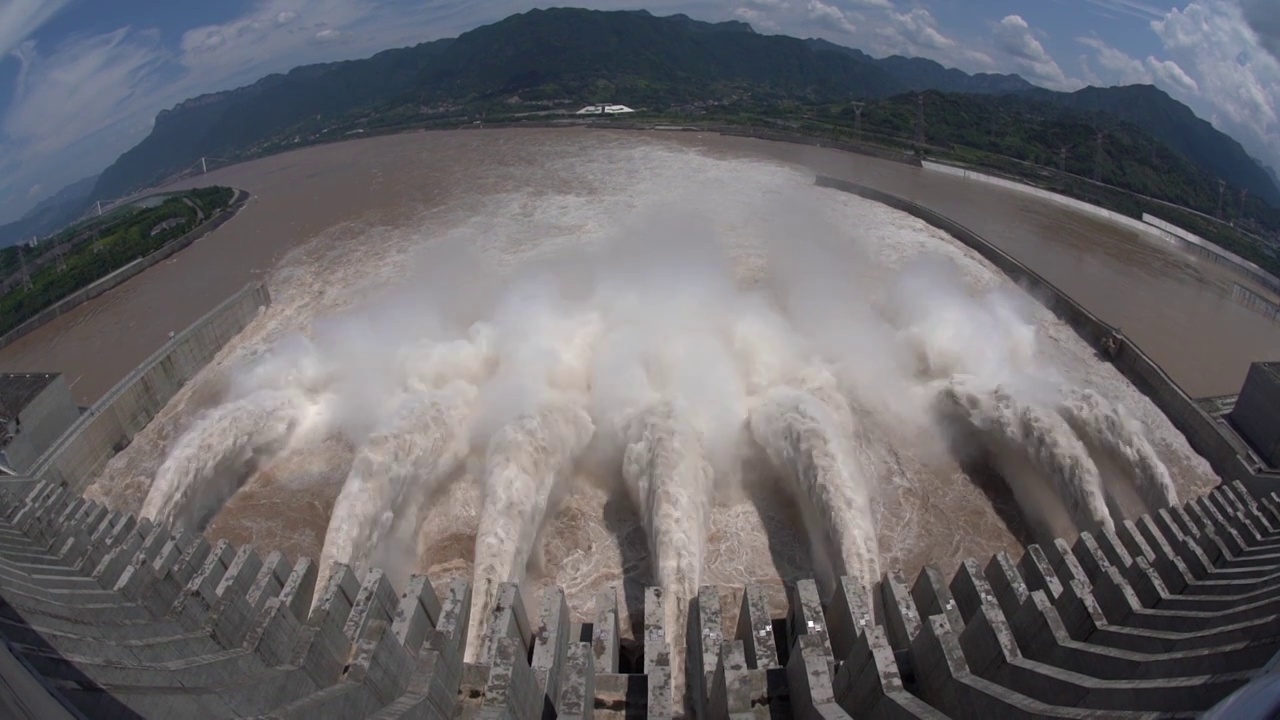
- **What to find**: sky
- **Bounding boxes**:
[0,0,1278,224]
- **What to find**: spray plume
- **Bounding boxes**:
[141,389,316,529]
[749,368,881,594]
[1057,388,1178,512]
[939,377,1114,533]
[314,382,476,606]
[621,402,713,698]
[465,403,595,662]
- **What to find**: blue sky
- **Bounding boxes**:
[0,0,1277,224]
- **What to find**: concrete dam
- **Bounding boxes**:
[1,130,1279,718]
[3,471,1280,718]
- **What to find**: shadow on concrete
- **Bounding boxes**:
[0,593,144,719]
[601,491,649,672]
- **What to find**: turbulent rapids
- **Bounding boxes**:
[467,403,595,662]
[114,136,1211,711]
[749,371,880,595]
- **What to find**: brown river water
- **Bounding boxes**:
[4,127,1271,630]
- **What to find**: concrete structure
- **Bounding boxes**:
[1144,214,1280,296]
[816,175,1280,500]
[0,375,80,475]
[0,478,1276,718]
[20,283,270,494]
[1230,363,1280,468]
[0,175,1278,716]
[575,104,636,115]
[923,161,1280,300]
[149,218,185,237]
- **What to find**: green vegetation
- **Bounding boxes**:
[0,187,236,337]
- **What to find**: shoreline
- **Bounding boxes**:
[0,189,249,355]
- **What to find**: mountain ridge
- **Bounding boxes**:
[84,7,1279,217]
[0,175,98,248]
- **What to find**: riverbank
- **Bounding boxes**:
[0,189,248,355]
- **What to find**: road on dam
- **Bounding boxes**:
[0,127,1276,404]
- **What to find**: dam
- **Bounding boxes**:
[0,128,1277,717]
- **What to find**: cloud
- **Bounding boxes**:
[732,7,781,32]
[876,8,994,69]
[1077,36,1199,94]
[1151,0,1279,172]
[0,0,75,58]
[1082,0,1166,22]
[807,0,858,35]
[1239,0,1280,60]
[0,27,177,222]
[178,0,374,84]
[993,14,1079,90]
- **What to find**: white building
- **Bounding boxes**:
[575,104,636,116]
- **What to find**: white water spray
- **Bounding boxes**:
[749,373,880,594]
[140,389,311,528]
[1057,388,1178,512]
[622,402,713,697]
[939,377,1115,533]
[314,382,476,606]
[465,403,595,662]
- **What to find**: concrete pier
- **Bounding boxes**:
[1,482,1277,717]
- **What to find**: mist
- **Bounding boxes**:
[138,181,1180,693]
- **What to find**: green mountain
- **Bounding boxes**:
[1024,85,1280,205]
[91,7,1280,217]
[805,39,1035,95]
[94,40,453,202]
[0,175,98,248]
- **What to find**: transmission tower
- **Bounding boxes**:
[18,248,31,292]
[55,245,66,273]
[914,94,926,146]
[1217,179,1227,219]
[850,101,865,137]
[1240,188,1250,217]
[1058,145,1070,173]
[1092,130,1106,183]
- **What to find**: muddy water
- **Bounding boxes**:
[57,128,1230,639]
[694,135,1280,399]
[5,129,1273,406]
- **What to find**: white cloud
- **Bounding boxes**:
[876,8,994,69]
[0,0,75,58]
[807,0,858,35]
[1077,36,1199,94]
[0,27,178,222]
[992,14,1080,90]
[1147,56,1199,94]
[3,29,168,168]
[1151,0,1280,172]
[732,7,781,32]
[1083,0,1166,22]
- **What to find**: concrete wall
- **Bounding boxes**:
[922,161,1280,301]
[921,161,1159,237]
[1233,283,1280,322]
[0,190,248,354]
[4,474,1278,718]
[1144,214,1280,295]
[815,175,1279,499]
[26,282,269,492]
[1229,365,1280,468]
[2,377,81,474]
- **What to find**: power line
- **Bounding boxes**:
[914,94,925,146]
